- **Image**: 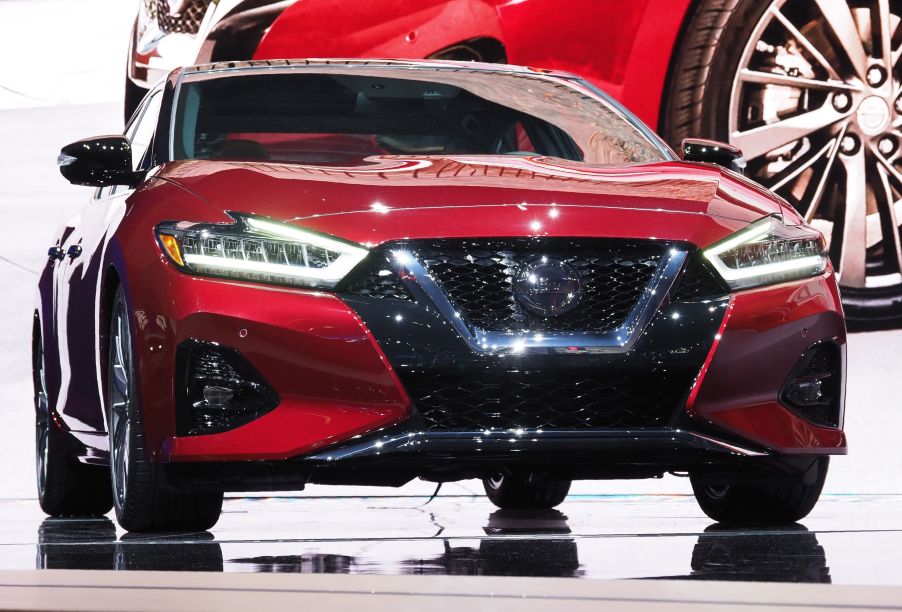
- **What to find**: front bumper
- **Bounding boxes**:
[166,428,829,492]
[130,254,846,468]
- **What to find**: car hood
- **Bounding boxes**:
[156,155,790,247]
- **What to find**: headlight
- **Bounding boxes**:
[155,213,369,289]
[703,215,827,290]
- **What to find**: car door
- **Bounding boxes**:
[55,90,164,438]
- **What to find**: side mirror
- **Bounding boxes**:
[57,136,137,187]
[681,138,747,175]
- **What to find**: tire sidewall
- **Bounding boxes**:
[693,0,774,141]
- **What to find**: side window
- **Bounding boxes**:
[105,91,163,197]
[129,91,163,171]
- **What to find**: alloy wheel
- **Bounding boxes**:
[730,0,902,297]
[109,304,132,510]
[34,338,49,498]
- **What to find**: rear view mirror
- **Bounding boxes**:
[681,138,747,175]
[57,136,137,187]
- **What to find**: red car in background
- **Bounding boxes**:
[128,0,902,327]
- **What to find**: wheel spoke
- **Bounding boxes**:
[115,316,125,369]
[771,6,841,81]
[879,0,894,70]
[813,0,871,82]
[806,124,849,221]
[112,364,128,397]
[873,145,902,185]
[114,414,127,447]
[120,434,129,493]
[111,399,128,417]
[731,104,846,161]
[874,161,902,273]
[871,151,902,268]
[837,150,869,287]
[768,138,835,193]
[739,68,860,92]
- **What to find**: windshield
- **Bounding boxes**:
[171,66,670,166]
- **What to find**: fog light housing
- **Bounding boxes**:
[176,340,279,436]
[780,342,843,428]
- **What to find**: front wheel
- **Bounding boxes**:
[108,287,223,532]
[690,457,829,524]
[483,473,571,510]
[34,321,113,517]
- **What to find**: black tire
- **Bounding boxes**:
[661,0,902,329]
[107,287,223,532]
[483,473,571,510]
[34,320,113,517]
[660,0,752,147]
[690,457,829,524]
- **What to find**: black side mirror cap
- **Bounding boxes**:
[681,138,747,175]
[58,136,139,187]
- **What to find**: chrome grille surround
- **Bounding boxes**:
[388,239,688,355]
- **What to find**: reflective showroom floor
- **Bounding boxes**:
[1,491,900,584]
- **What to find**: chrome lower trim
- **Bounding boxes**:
[305,428,772,463]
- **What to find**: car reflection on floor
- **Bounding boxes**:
[657,524,831,583]
[394,510,583,577]
[34,511,831,582]
[37,518,224,571]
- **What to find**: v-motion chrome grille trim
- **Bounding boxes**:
[390,245,687,355]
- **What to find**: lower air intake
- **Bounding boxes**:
[780,342,844,428]
[176,340,279,436]
[400,368,695,431]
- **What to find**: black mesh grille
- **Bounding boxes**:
[402,368,692,431]
[144,0,211,34]
[341,255,412,300]
[410,239,666,333]
[671,256,728,302]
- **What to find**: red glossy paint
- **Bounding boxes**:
[687,272,847,453]
[156,280,412,462]
[254,0,693,129]
[161,155,787,243]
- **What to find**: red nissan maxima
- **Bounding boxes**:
[42,60,846,532]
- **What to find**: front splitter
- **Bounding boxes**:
[165,428,788,492]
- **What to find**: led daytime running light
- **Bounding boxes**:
[156,214,369,289]
[703,216,827,290]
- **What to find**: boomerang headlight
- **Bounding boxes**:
[156,214,368,289]
[703,216,827,290]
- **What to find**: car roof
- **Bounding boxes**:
[179,58,580,80]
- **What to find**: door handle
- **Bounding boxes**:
[66,245,82,260]
[47,246,64,261]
